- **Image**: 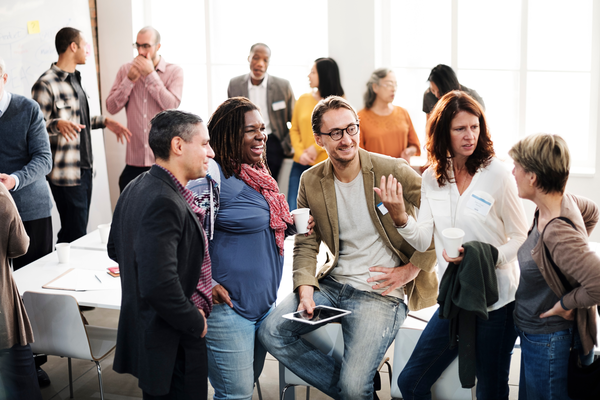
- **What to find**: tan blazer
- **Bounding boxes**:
[293,149,438,311]
[0,183,32,350]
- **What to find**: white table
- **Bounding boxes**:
[70,228,108,251]
[13,247,121,309]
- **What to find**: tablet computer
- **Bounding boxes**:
[282,305,351,325]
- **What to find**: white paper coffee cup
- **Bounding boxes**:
[442,228,465,258]
[98,224,111,244]
[291,208,310,234]
[56,243,71,264]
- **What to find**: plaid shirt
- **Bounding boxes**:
[156,165,213,317]
[32,63,105,186]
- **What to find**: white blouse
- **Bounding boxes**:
[398,158,528,311]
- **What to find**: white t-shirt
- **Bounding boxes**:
[329,172,404,298]
[247,74,272,135]
[398,158,528,310]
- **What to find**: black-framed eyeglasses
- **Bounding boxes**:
[132,43,156,50]
[319,123,359,141]
[319,124,358,141]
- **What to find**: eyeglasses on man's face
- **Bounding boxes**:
[319,123,359,141]
[132,43,156,50]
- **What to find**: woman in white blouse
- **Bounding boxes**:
[386,91,528,400]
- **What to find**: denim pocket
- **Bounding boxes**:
[521,331,552,347]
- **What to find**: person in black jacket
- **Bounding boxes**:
[108,110,214,399]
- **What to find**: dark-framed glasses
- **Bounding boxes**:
[320,123,359,141]
[132,43,155,50]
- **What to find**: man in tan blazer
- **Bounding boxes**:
[259,96,437,400]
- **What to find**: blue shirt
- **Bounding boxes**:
[209,163,284,321]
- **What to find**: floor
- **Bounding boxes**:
[37,308,520,400]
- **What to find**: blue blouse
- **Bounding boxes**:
[210,163,284,321]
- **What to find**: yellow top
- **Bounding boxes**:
[289,93,328,165]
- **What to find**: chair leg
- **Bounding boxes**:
[95,360,105,400]
[68,357,73,399]
[281,384,295,400]
[255,378,263,400]
[306,386,310,400]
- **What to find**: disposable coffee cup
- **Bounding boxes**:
[56,243,71,264]
[442,228,465,258]
[98,224,111,244]
[291,208,310,234]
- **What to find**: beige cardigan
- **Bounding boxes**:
[532,193,600,354]
[0,183,32,350]
[293,149,438,311]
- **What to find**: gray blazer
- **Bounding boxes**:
[227,73,295,156]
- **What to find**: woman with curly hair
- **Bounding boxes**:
[390,91,527,399]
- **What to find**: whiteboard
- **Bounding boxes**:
[0,0,113,239]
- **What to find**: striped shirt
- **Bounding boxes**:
[32,63,105,186]
[156,164,213,317]
[106,57,183,167]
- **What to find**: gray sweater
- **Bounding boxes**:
[0,93,52,221]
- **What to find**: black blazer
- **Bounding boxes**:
[108,165,207,395]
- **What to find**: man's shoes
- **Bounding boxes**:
[37,367,51,388]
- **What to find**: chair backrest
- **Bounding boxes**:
[23,291,94,360]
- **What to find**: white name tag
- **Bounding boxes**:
[466,191,494,217]
[272,100,286,111]
[377,202,389,215]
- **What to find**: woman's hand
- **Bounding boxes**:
[400,146,418,163]
[442,247,465,265]
[212,285,233,308]
[198,309,208,338]
[540,300,575,321]
[373,174,408,227]
[299,146,317,166]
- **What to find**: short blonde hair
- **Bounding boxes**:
[509,133,570,194]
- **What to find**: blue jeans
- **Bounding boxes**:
[287,162,311,210]
[49,168,93,243]
[517,327,573,400]
[258,276,407,400]
[205,303,271,400]
[398,302,517,400]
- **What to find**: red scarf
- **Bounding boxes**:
[238,163,292,255]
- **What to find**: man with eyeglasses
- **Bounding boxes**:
[107,26,184,192]
[259,96,438,399]
[227,43,295,182]
[32,27,130,245]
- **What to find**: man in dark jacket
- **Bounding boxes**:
[108,110,214,399]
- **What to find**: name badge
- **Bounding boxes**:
[272,100,286,111]
[377,202,389,215]
[466,191,494,217]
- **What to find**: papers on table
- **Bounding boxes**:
[43,268,121,291]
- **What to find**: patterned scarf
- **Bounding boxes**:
[238,163,293,255]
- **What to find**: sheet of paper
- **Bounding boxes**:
[43,268,120,291]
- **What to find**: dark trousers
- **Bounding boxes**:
[266,134,285,182]
[142,342,208,400]
[119,165,151,193]
[48,168,93,243]
[12,217,52,271]
[0,344,42,400]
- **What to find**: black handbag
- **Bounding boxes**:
[544,217,600,399]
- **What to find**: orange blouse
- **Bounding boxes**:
[358,106,421,158]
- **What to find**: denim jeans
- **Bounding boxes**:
[205,303,271,400]
[517,327,573,400]
[258,276,407,400]
[0,343,42,400]
[398,302,517,400]
[48,168,93,243]
[287,162,311,210]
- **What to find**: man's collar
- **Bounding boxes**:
[248,73,268,89]
[0,90,11,116]
[51,63,79,81]
[155,56,166,72]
